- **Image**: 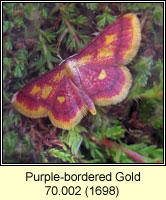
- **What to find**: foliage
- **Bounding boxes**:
[3,3,163,164]
[47,148,77,163]
[85,3,99,10]
[96,6,116,27]
[123,3,157,11]
[128,56,153,99]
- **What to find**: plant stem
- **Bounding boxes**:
[99,138,145,163]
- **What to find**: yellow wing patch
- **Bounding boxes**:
[42,86,53,99]
[77,55,93,66]
[105,34,117,45]
[57,96,65,103]
[94,66,132,106]
[97,47,114,59]
[97,34,117,59]
[98,69,107,80]
[53,70,64,82]
[30,85,41,95]
[97,35,117,60]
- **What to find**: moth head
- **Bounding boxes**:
[65,60,78,78]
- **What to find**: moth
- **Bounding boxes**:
[12,13,141,130]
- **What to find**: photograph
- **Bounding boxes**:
[2,2,164,164]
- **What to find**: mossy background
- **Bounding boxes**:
[3,3,163,163]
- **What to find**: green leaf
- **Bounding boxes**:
[4,36,12,50]
[40,29,55,43]
[41,8,48,19]
[48,148,76,163]
[135,56,153,87]
[153,6,163,26]
[3,21,13,32]
[123,3,156,11]
[16,49,28,61]
[83,137,106,162]
[14,16,25,28]
[3,131,18,156]
[3,57,12,67]
[85,3,99,10]
[14,63,23,77]
[70,15,88,26]
[68,129,83,155]
[106,126,126,140]
[96,7,116,27]
[128,56,153,99]
[126,143,163,163]
[3,3,15,18]
[97,16,106,27]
